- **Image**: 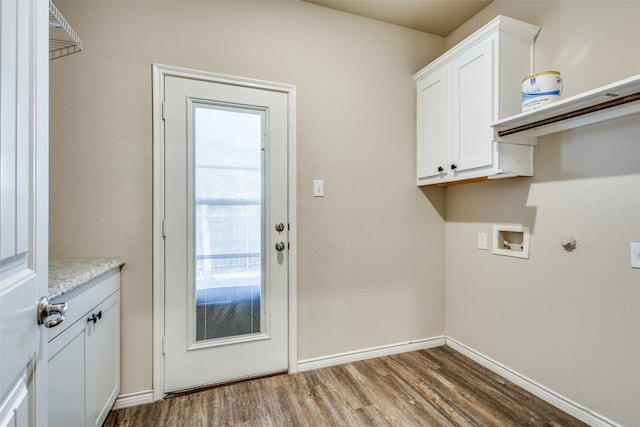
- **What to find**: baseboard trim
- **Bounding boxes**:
[297,336,446,372]
[445,337,621,427]
[112,390,154,410]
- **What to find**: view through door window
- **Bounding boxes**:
[193,103,265,342]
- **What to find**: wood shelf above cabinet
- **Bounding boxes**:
[492,74,640,145]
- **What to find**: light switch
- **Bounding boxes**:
[313,179,324,197]
[631,243,640,268]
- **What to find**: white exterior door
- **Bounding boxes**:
[159,70,291,393]
[0,0,49,425]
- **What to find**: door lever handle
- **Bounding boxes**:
[37,296,68,328]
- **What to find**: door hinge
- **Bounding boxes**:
[162,218,166,239]
[162,102,166,120]
[162,336,167,355]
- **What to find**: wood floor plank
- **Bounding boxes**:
[104,346,588,426]
[389,350,517,425]
[322,364,371,410]
[425,347,581,426]
[380,353,495,426]
[350,357,456,426]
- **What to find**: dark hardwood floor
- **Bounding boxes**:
[104,346,587,426]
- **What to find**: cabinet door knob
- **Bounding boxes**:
[437,166,444,172]
[450,164,458,170]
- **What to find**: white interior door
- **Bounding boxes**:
[161,73,290,393]
[0,0,48,425]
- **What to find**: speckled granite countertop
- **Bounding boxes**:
[48,257,125,299]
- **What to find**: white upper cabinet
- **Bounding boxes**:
[414,16,540,186]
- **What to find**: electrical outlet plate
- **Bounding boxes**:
[631,243,640,268]
[478,233,488,250]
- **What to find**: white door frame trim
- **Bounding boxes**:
[151,64,297,401]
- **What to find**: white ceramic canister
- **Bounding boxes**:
[521,71,561,113]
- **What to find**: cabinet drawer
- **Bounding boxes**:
[48,269,120,342]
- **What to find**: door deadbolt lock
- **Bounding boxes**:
[275,223,285,232]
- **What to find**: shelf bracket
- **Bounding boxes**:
[49,0,83,60]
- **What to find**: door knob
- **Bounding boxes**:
[275,242,286,251]
[275,223,285,232]
[37,296,68,328]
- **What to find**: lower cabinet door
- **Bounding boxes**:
[48,319,86,426]
[85,291,120,427]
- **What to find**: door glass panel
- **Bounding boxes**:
[193,102,264,342]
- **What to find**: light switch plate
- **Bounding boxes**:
[313,179,324,197]
[631,243,640,268]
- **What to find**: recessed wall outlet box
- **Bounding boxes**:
[631,243,640,268]
[493,225,530,259]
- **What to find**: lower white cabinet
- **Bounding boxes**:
[47,269,120,427]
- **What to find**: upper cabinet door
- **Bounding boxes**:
[417,67,448,183]
[449,37,495,173]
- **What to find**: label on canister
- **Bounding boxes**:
[521,71,561,113]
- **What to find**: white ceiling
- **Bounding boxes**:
[302,0,492,37]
